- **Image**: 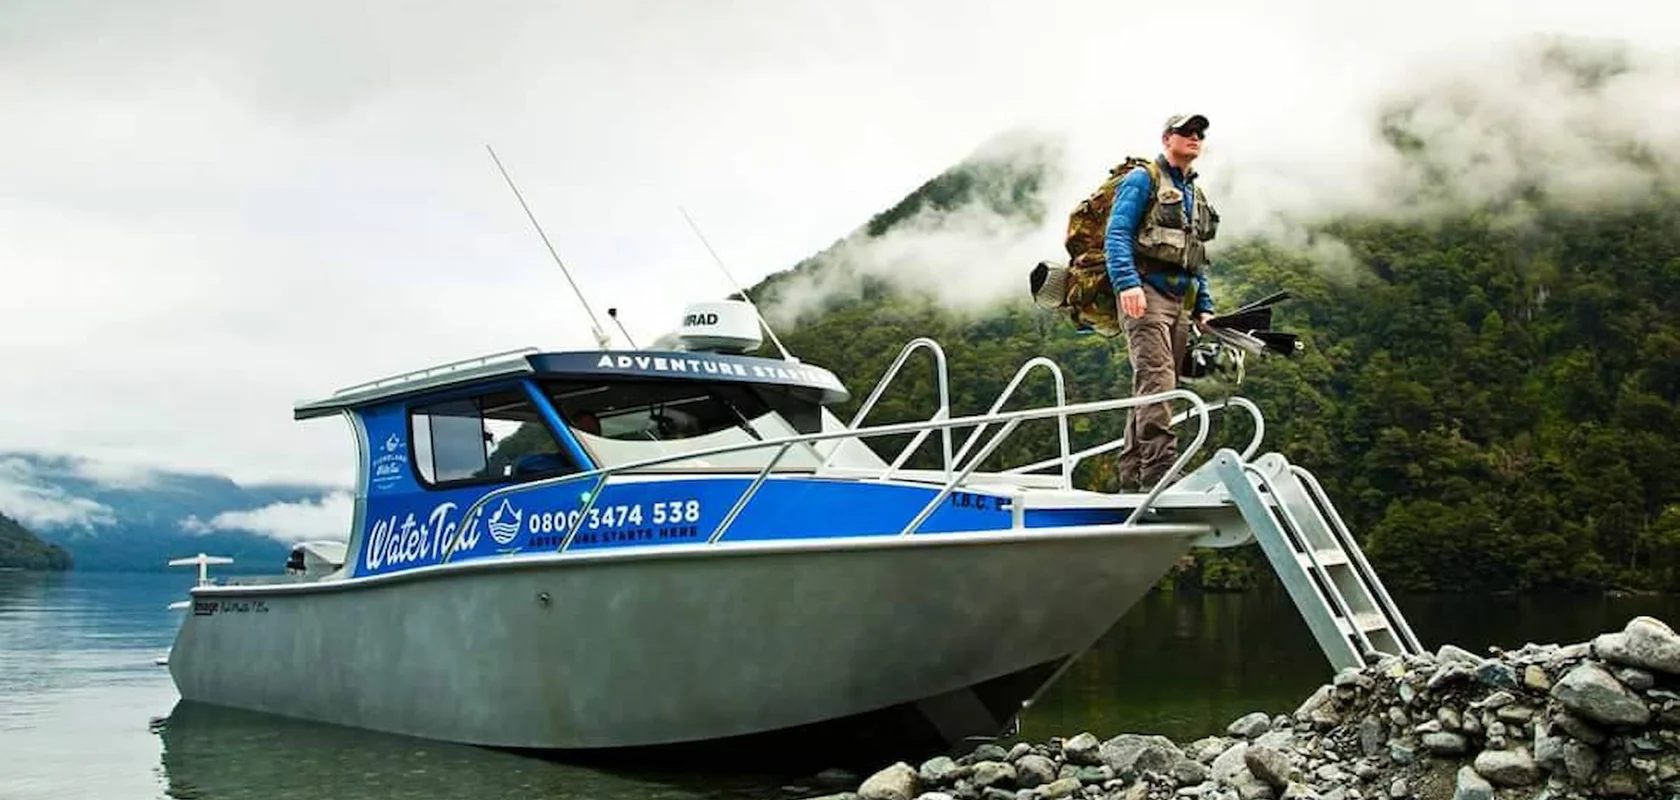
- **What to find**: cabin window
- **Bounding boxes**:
[409,389,580,486]
[542,379,828,471]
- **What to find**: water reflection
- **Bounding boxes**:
[156,702,815,800]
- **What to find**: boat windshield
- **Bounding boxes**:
[542,379,829,472]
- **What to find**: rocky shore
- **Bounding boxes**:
[813,616,1680,800]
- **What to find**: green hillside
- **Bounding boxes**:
[743,131,1680,595]
[0,512,73,571]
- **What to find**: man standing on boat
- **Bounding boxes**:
[1107,113,1220,492]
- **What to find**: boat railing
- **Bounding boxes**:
[942,357,1071,489]
[1003,395,1266,481]
[443,386,1223,562]
[821,337,953,477]
[330,347,540,397]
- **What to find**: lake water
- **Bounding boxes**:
[4,570,1678,800]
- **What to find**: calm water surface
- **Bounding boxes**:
[4,571,1678,800]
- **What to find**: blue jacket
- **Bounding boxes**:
[1103,159,1214,316]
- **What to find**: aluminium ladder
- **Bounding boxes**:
[1203,448,1427,673]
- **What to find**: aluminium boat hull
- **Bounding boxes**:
[167,524,1199,764]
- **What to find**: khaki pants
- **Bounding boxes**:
[1116,283,1188,488]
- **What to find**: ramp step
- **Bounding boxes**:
[1297,550,1349,568]
[1211,449,1426,674]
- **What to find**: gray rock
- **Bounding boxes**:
[1597,771,1642,797]
[1495,705,1534,724]
[1280,782,1319,800]
[1614,666,1656,691]
[1072,764,1111,784]
[1313,764,1346,784]
[1212,743,1252,783]
[1295,686,1334,718]
[1189,737,1230,764]
[860,762,919,800]
[1040,777,1082,799]
[1475,690,1516,710]
[1309,706,1341,731]
[978,789,1013,800]
[1562,741,1599,782]
[1396,682,1416,705]
[1437,706,1461,731]
[1006,742,1033,763]
[920,757,959,786]
[1388,778,1408,798]
[1101,734,1184,777]
[1389,739,1416,765]
[913,794,954,800]
[971,762,1015,789]
[1596,616,1680,675]
[1628,734,1664,754]
[1421,732,1469,755]
[1061,732,1103,766]
[1473,747,1540,787]
[1475,662,1519,690]
[1552,662,1651,726]
[1358,717,1386,757]
[1253,730,1295,752]
[1551,711,1606,744]
[970,744,1010,763]
[1386,707,1409,728]
[1429,664,1473,691]
[1015,755,1056,788]
[1174,759,1212,787]
[1438,644,1486,666]
[1522,665,1552,691]
[1354,760,1380,782]
[1549,642,1592,663]
[1452,765,1493,800]
[1461,712,1482,735]
[1244,745,1292,790]
[1229,712,1274,739]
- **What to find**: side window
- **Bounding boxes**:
[409,388,579,486]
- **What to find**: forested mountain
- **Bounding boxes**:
[0,511,72,571]
[741,121,1680,595]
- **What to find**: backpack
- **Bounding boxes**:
[1027,158,1161,338]
[1065,156,1159,271]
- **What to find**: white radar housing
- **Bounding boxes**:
[675,300,763,354]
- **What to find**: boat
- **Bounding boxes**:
[161,295,1426,768]
[163,155,1425,765]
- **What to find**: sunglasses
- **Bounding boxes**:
[1171,128,1206,140]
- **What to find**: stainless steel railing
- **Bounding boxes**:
[442,386,1219,562]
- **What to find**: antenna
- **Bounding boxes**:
[678,205,797,363]
[606,307,639,348]
[486,144,614,351]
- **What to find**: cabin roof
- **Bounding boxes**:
[292,347,851,420]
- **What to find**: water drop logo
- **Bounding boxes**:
[487,498,524,546]
[384,434,401,454]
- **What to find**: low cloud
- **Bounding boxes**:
[760,35,1680,327]
[180,492,354,544]
[0,456,118,530]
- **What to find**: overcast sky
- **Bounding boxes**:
[3,0,1678,496]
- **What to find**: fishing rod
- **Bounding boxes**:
[486,144,614,351]
[678,205,798,363]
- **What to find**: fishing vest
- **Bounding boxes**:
[1134,155,1218,277]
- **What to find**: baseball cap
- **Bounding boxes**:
[1163,114,1210,135]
